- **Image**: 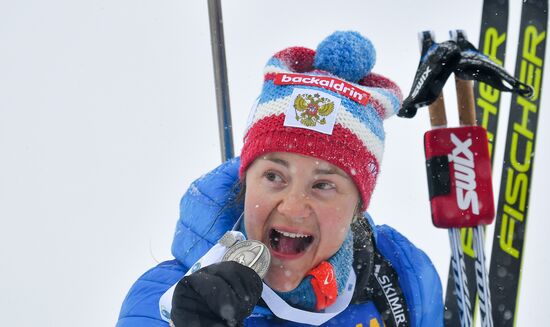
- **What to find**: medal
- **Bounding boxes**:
[220,232,271,279]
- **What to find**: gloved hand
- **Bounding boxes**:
[171,261,263,327]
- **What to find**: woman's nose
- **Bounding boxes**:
[277,188,312,219]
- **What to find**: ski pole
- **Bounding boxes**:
[452,30,494,327]
[448,229,472,327]
[207,0,234,161]
[424,67,473,327]
[454,77,492,327]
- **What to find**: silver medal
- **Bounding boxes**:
[222,239,271,279]
[218,231,242,248]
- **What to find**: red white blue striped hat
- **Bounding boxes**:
[240,31,403,210]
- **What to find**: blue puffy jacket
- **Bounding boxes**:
[117,158,443,326]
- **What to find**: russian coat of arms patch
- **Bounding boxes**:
[284,88,341,135]
[294,93,334,127]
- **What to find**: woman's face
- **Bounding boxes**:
[244,152,360,292]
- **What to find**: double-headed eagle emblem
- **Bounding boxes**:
[293,93,335,127]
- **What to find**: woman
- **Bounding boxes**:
[117,31,443,327]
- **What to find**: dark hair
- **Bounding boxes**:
[234,180,246,205]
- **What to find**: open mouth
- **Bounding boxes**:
[269,229,314,256]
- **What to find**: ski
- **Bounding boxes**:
[444,1,509,326]
[488,1,548,326]
[473,0,510,161]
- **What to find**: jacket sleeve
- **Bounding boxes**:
[375,225,444,327]
[171,157,242,268]
[118,159,243,326]
[116,260,187,327]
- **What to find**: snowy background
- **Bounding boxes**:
[0,0,548,326]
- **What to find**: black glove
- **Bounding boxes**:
[171,261,263,327]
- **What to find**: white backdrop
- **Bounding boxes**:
[0,1,548,326]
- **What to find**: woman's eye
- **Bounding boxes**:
[313,182,336,190]
[264,171,283,183]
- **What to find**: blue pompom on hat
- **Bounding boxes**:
[314,31,376,82]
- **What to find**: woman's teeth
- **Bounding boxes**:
[274,229,310,238]
[270,229,314,255]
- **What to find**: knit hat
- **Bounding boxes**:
[240,31,402,210]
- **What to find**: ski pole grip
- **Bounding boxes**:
[428,93,448,127]
[424,126,495,228]
[455,78,476,126]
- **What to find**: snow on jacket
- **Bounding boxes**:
[116,158,444,326]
